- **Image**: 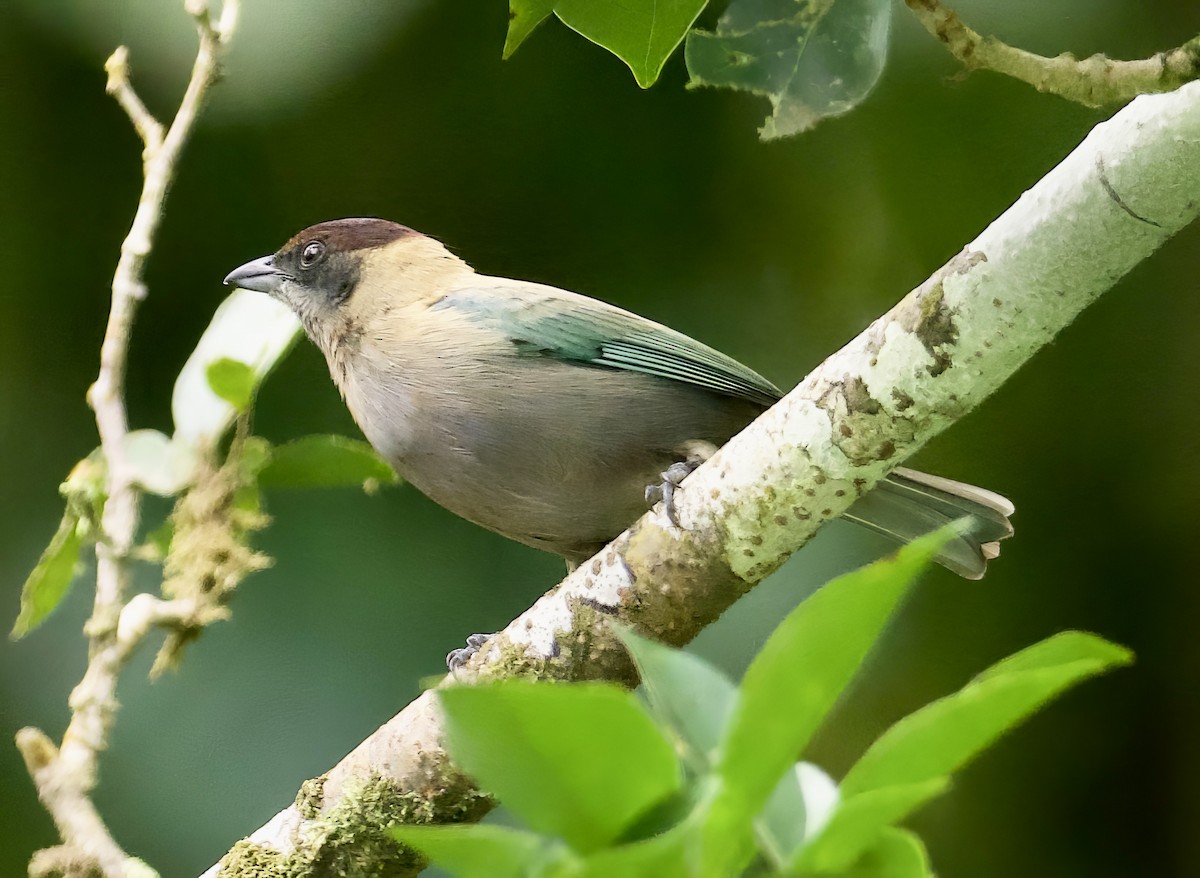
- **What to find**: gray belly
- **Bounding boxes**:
[356,359,763,563]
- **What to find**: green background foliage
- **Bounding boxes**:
[1,1,1198,875]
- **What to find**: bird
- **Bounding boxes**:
[224,217,1013,581]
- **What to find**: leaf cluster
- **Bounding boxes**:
[12,311,398,650]
[394,530,1131,876]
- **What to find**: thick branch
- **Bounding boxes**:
[906,0,1200,106]
[204,82,1200,877]
[20,3,241,876]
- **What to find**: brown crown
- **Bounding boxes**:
[279,218,417,255]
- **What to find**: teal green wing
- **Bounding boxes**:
[435,280,783,408]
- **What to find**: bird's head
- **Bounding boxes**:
[224,217,465,350]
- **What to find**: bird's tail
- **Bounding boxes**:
[842,466,1015,579]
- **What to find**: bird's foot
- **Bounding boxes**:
[446,632,494,673]
[645,460,700,527]
[645,441,717,527]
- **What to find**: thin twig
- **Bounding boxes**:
[17,2,241,876]
[906,0,1200,106]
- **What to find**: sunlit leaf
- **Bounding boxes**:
[686,0,892,139]
[840,632,1132,796]
[440,681,681,853]
[172,290,301,445]
[257,434,399,490]
[837,827,934,878]
[12,510,85,638]
[758,762,840,864]
[715,528,952,815]
[788,778,948,873]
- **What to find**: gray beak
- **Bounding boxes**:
[224,254,287,293]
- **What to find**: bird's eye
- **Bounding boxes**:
[300,241,326,268]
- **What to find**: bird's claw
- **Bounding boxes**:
[446,632,494,673]
[646,460,699,527]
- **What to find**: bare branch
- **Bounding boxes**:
[905,0,1200,106]
[202,81,1200,877]
[20,2,241,876]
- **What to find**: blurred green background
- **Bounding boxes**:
[3,1,1199,875]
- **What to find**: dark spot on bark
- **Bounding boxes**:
[750,535,763,546]
[842,376,881,415]
[774,514,788,526]
[891,388,914,410]
[839,424,853,437]
[835,489,845,497]
[577,596,619,616]
[879,439,896,459]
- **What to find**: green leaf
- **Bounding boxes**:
[504,0,556,58]
[838,827,933,878]
[440,681,682,853]
[757,762,839,865]
[257,434,399,490]
[686,0,892,139]
[123,429,198,496]
[555,0,709,88]
[12,510,85,638]
[617,626,738,768]
[389,824,551,878]
[576,815,700,878]
[788,778,948,873]
[205,357,257,412]
[715,528,952,815]
[173,290,301,444]
[840,632,1132,797]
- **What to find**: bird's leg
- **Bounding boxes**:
[446,632,494,673]
[644,440,718,527]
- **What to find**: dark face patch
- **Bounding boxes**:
[273,218,416,306]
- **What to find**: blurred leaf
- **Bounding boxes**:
[504,0,555,58]
[715,528,951,815]
[838,827,933,878]
[686,0,892,139]
[12,510,85,638]
[577,811,703,878]
[440,681,681,852]
[788,778,948,873]
[122,429,199,496]
[173,290,301,445]
[840,632,1132,796]
[205,358,257,412]
[257,434,399,490]
[617,626,738,768]
[389,823,552,878]
[758,762,840,864]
